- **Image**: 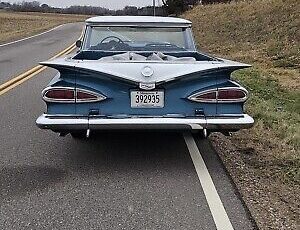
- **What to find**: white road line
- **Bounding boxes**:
[183,133,234,230]
[0,24,65,47]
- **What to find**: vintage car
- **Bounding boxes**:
[36,16,254,138]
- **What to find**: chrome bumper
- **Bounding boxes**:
[36,114,254,131]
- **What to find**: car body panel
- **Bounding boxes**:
[37,16,254,135]
[41,55,250,85]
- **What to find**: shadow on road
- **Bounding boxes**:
[58,132,191,174]
[0,166,66,200]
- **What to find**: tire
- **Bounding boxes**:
[70,131,86,139]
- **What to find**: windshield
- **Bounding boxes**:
[83,26,195,52]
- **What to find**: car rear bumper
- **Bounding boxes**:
[36,114,254,131]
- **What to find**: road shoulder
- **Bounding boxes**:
[210,133,300,230]
[192,134,257,230]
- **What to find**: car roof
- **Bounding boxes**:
[85,16,192,27]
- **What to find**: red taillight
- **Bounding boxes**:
[197,91,217,100]
[44,88,75,102]
[191,91,217,102]
[218,89,247,101]
[188,87,248,103]
[76,91,98,101]
[42,87,106,103]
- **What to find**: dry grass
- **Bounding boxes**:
[0,11,88,44]
[185,0,300,70]
[183,0,300,182]
[183,0,300,228]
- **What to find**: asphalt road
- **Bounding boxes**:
[0,23,256,230]
[0,23,83,85]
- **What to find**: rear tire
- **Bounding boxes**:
[70,132,86,139]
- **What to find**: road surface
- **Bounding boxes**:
[0,23,256,230]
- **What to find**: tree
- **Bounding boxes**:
[123,6,138,15]
[162,0,199,15]
[41,3,49,8]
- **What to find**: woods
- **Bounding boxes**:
[0,0,232,16]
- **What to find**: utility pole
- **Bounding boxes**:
[153,0,156,16]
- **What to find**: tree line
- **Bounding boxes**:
[0,1,165,16]
[0,1,232,16]
[162,0,231,15]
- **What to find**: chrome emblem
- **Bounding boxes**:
[141,66,154,77]
[139,83,156,90]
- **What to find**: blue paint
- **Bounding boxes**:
[46,69,244,117]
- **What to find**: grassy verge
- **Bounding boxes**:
[0,11,88,44]
[184,0,299,184]
[183,0,299,228]
[234,68,299,181]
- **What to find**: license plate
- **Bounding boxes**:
[131,91,164,108]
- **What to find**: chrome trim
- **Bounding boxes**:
[217,87,248,103]
[42,86,107,103]
[76,88,107,103]
[205,115,254,129]
[188,86,248,103]
[228,80,249,99]
[139,82,156,90]
[36,114,254,131]
[36,115,88,130]
[188,88,217,103]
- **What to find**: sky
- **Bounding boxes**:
[5,0,163,10]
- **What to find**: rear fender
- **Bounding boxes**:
[44,68,76,115]
[215,71,246,115]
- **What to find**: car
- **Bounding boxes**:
[36,16,254,138]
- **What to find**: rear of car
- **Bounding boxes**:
[36,16,254,138]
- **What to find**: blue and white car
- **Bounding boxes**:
[36,16,254,138]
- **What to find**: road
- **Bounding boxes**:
[0,23,256,230]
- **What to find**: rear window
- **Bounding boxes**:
[83,26,195,52]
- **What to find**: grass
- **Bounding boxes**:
[183,0,300,183]
[235,68,300,182]
[185,0,299,70]
[182,1,300,227]
[235,69,300,149]
[0,11,88,44]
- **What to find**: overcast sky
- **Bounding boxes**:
[5,0,163,10]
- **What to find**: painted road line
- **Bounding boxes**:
[0,33,82,96]
[0,24,64,47]
[0,43,76,96]
[0,66,47,96]
[183,133,234,230]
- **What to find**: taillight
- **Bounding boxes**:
[188,87,248,103]
[217,89,247,101]
[189,91,217,103]
[43,88,75,102]
[76,89,106,103]
[42,87,106,103]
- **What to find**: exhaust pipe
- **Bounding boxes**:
[203,128,208,138]
[86,129,91,138]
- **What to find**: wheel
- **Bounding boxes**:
[70,131,86,139]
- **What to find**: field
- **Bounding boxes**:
[183,0,299,228]
[0,11,88,44]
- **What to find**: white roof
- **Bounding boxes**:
[86,16,192,27]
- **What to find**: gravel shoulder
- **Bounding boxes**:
[210,133,300,230]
